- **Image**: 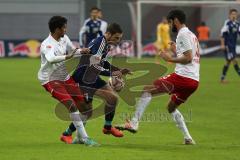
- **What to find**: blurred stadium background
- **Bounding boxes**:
[0,0,240,160]
[1,0,240,58]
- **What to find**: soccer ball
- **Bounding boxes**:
[108,76,125,92]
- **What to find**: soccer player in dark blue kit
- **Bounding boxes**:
[220,9,240,83]
[61,23,131,144]
[79,7,102,47]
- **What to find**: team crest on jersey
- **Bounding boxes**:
[46,45,52,49]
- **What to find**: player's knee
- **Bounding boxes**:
[167,101,178,113]
[63,99,78,112]
[106,93,118,105]
[82,103,93,119]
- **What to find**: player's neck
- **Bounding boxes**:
[178,24,186,32]
[51,33,61,41]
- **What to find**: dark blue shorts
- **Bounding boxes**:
[225,46,236,61]
[72,74,107,103]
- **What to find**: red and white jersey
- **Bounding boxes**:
[175,27,200,81]
[38,34,81,85]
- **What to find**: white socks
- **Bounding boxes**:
[70,111,88,141]
[171,109,192,140]
[131,92,152,126]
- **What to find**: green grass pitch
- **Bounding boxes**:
[0,57,239,160]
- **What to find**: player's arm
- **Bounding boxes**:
[65,35,90,56]
[160,34,192,64]
[160,50,192,64]
[220,20,228,50]
[43,45,74,64]
[100,60,131,77]
[100,21,108,34]
[79,20,88,47]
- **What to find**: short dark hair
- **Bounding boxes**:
[229,8,238,14]
[167,9,186,24]
[106,23,123,34]
[90,6,99,12]
[48,16,67,33]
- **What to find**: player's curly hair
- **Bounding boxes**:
[48,16,67,33]
[106,23,123,34]
[167,9,186,24]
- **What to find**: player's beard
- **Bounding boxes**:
[172,24,178,33]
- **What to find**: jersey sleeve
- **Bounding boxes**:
[100,21,108,34]
[79,19,89,47]
[65,35,75,51]
[42,44,66,63]
[177,33,192,54]
[221,20,229,37]
[89,37,106,56]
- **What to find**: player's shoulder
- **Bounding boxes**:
[94,36,106,43]
[84,18,92,25]
[88,36,106,47]
[224,19,231,25]
[41,35,53,47]
[177,28,196,41]
[100,19,107,25]
[62,34,70,41]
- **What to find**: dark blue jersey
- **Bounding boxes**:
[221,19,240,48]
[79,18,103,47]
[73,36,113,84]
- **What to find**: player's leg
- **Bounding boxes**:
[116,75,174,133]
[167,99,195,145]
[95,84,124,137]
[232,58,240,75]
[221,49,232,82]
[62,78,99,145]
[231,49,240,76]
[61,102,92,138]
[167,76,198,144]
[45,79,98,146]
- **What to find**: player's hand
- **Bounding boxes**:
[221,45,226,51]
[159,51,172,62]
[89,55,101,65]
[120,68,132,75]
[80,48,91,54]
[112,70,122,77]
[66,48,78,60]
[169,41,176,54]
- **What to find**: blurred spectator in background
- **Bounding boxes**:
[79,7,102,47]
[220,9,240,83]
[155,17,171,64]
[196,22,210,41]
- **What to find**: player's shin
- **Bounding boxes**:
[104,103,116,129]
[234,64,240,75]
[63,123,76,136]
[221,64,229,80]
[69,111,89,141]
[132,92,152,125]
[171,109,192,140]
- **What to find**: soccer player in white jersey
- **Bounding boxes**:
[38,16,99,146]
[116,10,200,145]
